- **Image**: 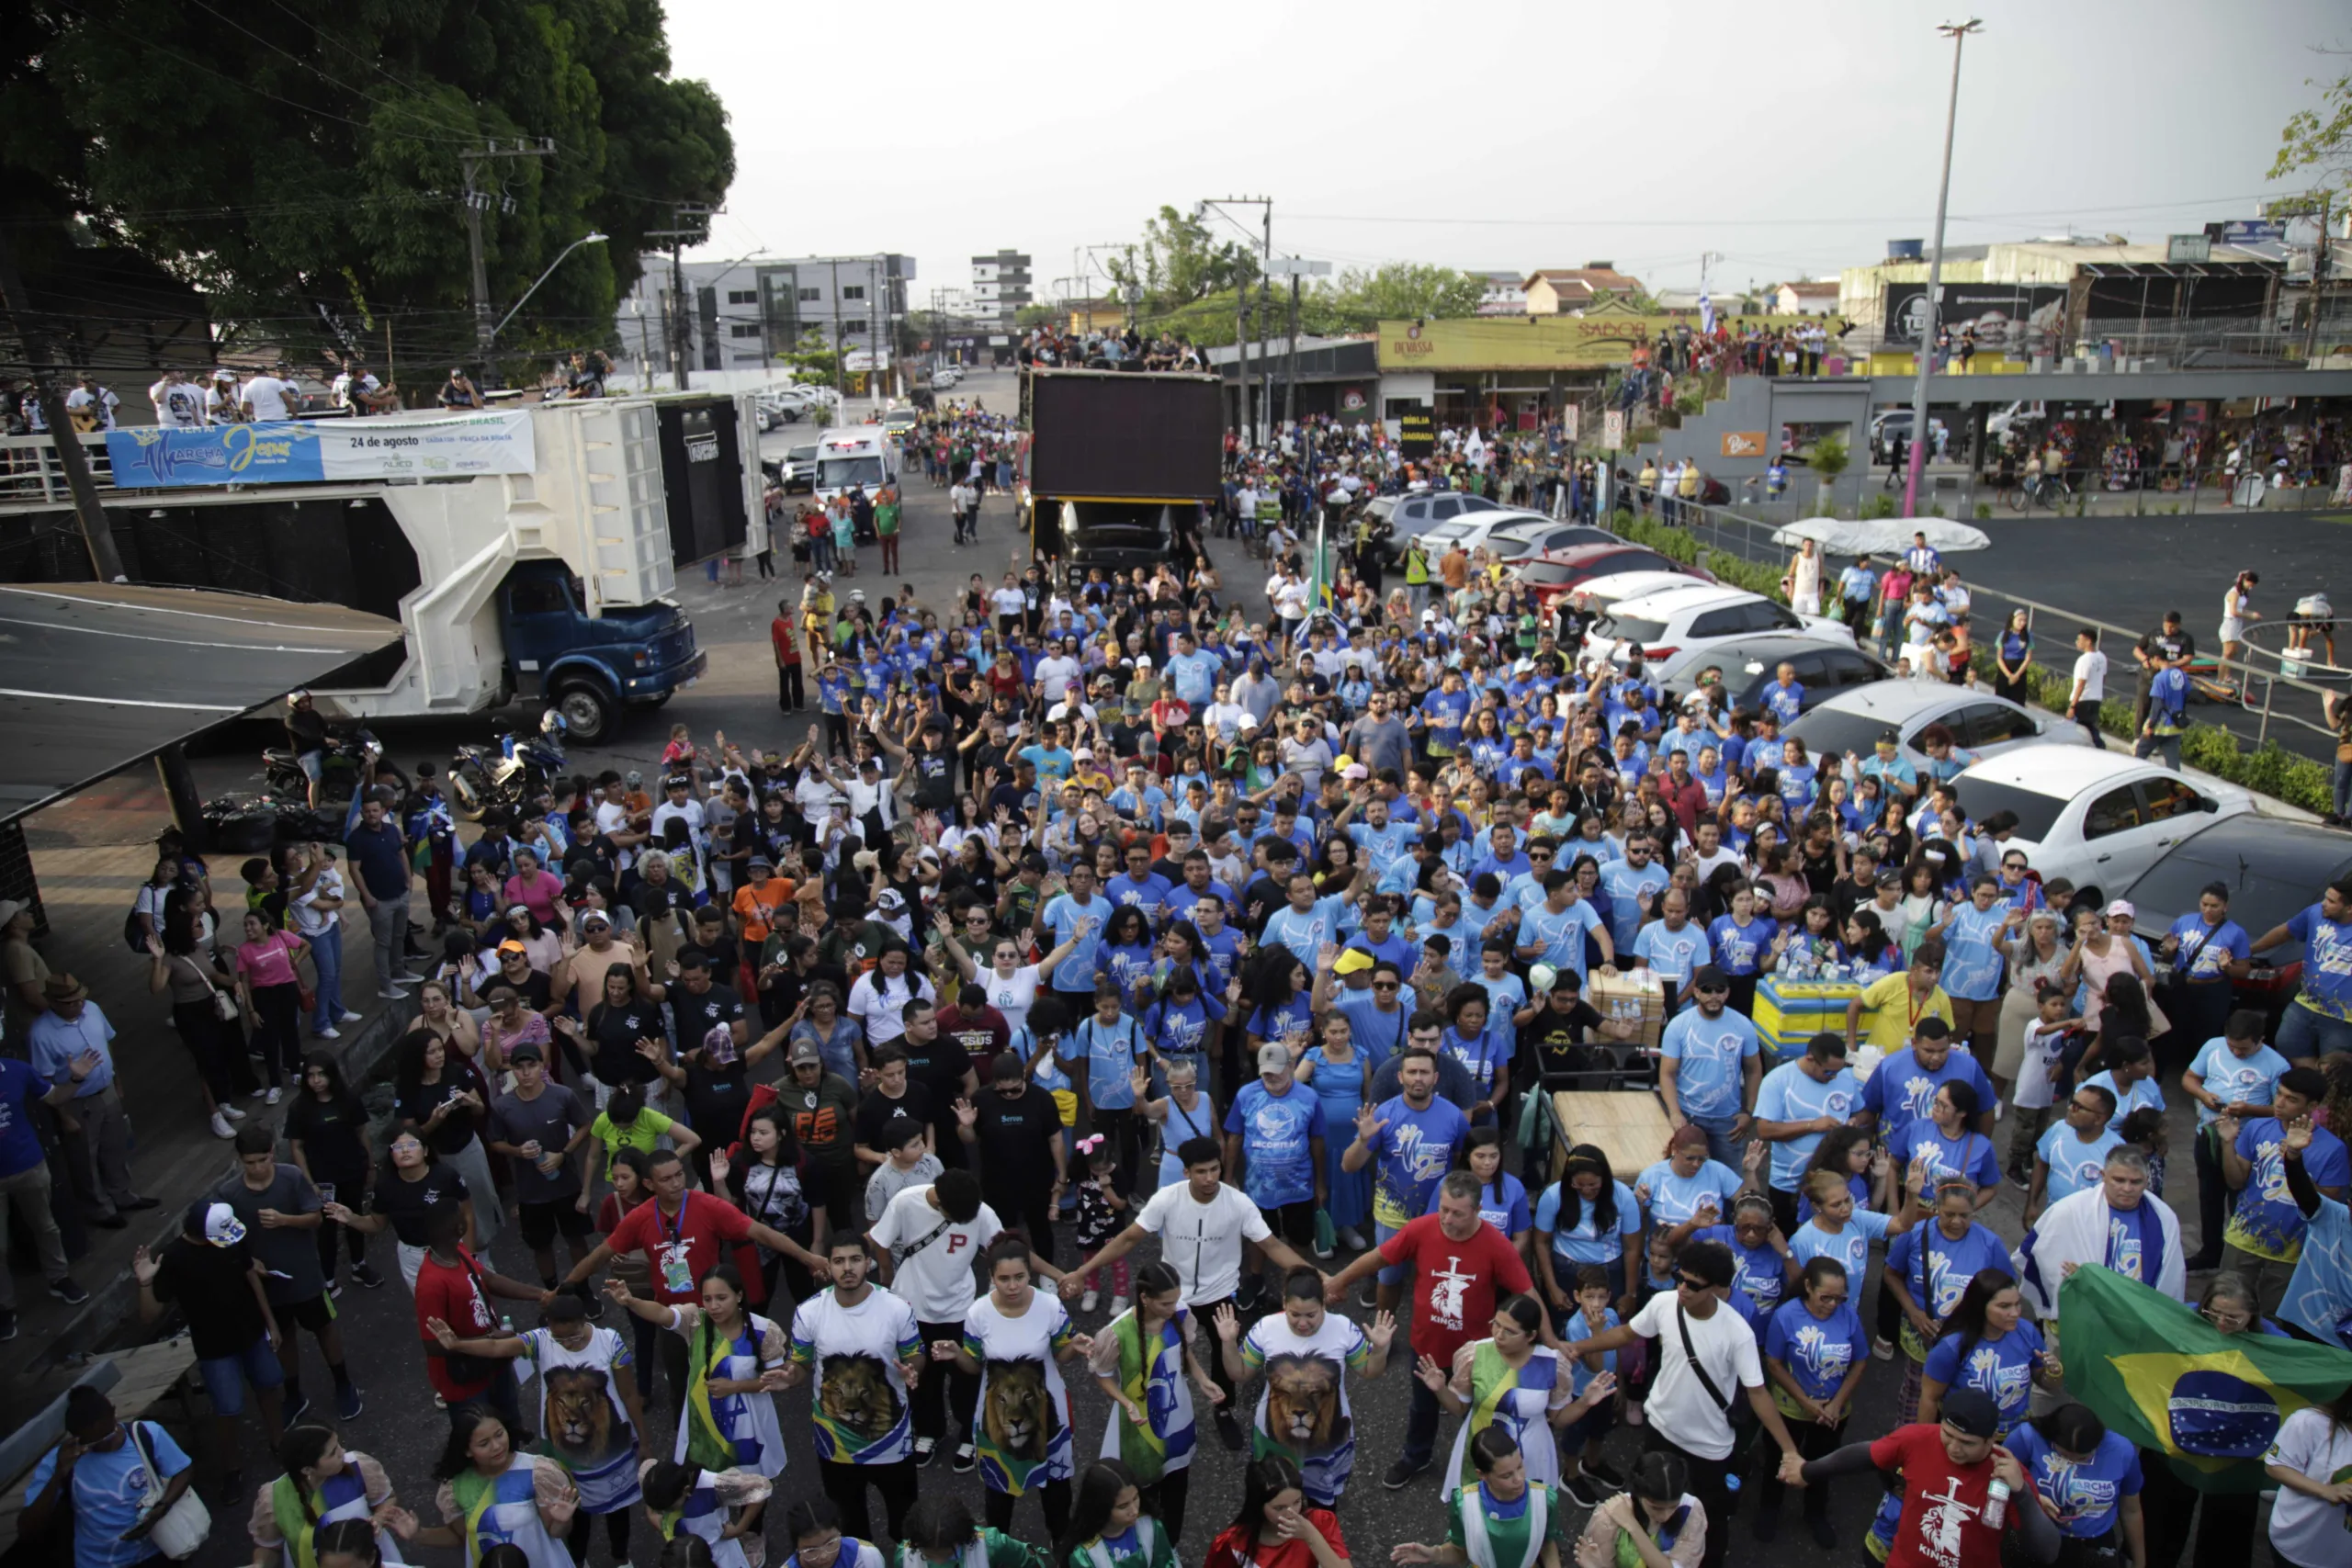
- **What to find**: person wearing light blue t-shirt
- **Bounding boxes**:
[1928,884,2018,1074]
[2081,1043,2165,1137]
[1630,897,1712,1010]
[1658,972,1763,1168]
[2182,1018,2292,1270]
[1259,872,1361,970]
[24,1392,195,1568]
[1598,842,1669,952]
[1037,871,1113,995]
[1512,875,1611,983]
[1634,1135,1743,1259]
[2031,1088,2125,1219]
[1754,1037,1864,1208]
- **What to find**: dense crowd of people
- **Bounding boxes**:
[16,386,2352,1568]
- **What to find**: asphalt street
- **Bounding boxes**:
[141,369,2285,1567]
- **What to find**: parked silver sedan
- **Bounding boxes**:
[1781,679,2088,777]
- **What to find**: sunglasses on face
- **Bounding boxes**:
[1675,1275,1712,1292]
[1373,980,1401,990]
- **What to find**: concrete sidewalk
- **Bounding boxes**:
[4,770,418,1397]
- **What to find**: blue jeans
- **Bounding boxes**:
[198,1334,285,1416]
[1375,1219,1409,1286]
[1400,1373,1443,1469]
[307,924,347,1032]
[1688,1113,1739,1168]
[2278,1002,2352,1060]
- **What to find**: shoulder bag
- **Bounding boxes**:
[1674,1302,1763,1461]
[124,1421,210,1560]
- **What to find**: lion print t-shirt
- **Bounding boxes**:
[789,1285,922,1466]
[1241,1312,1372,1506]
[518,1325,643,1514]
[962,1292,1078,1496]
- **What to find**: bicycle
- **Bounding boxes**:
[2001,473,2075,512]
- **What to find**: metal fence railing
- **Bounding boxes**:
[1623,494,2348,763]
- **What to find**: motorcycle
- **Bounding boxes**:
[448,709,570,821]
[262,728,396,806]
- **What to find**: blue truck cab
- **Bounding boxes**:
[500,559,705,744]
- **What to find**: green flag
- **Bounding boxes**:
[1307,514,1332,617]
[2059,1264,2352,1493]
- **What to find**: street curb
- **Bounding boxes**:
[29,995,419,1371]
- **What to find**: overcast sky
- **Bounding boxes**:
[664,0,2345,299]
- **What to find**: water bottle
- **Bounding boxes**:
[1982,1477,2009,1529]
[499,1315,515,1336]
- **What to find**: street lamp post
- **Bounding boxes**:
[1901,19,1980,521]
[492,232,609,344]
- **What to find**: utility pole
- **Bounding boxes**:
[1901,19,1981,520]
[0,226,124,581]
[646,203,717,391]
[1198,196,1273,442]
[1266,257,1331,431]
[2304,190,2335,364]
[462,138,555,389]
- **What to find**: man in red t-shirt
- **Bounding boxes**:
[1322,1171,1547,1487]
[413,1207,545,1424]
[770,604,804,713]
[1801,1388,2059,1568]
[560,1148,826,1406]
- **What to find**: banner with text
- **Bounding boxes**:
[106,412,537,489]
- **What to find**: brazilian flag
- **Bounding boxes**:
[2060,1265,2352,1493]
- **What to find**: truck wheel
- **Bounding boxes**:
[555,682,618,745]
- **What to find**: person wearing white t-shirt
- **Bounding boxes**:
[2069,627,2110,750]
[778,1235,924,1540]
[869,1170,1067,1470]
[1059,1135,1321,1449]
[241,372,296,423]
[1566,1238,1807,1568]
[1035,649,1083,705]
[205,375,241,425]
[989,579,1028,635]
[148,372,206,429]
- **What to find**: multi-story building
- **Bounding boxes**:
[1473,271,1526,315]
[971,251,1033,325]
[616,253,915,379]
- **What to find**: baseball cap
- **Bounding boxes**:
[876,888,906,911]
[580,910,612,930]
[1257,1043,1293,1073]
[2103,899,2136,919]
[1332,949,1374,976]
[1938,1387,2000,1439]
[747,852,775,871]
[189,1200,247,1247]
[496,939,529,955]
[1692,965,1730,992]
[1074,747,1094,760]
[0,897,24,927]
[506,1041,544,1063]
[787,1039,823,1066]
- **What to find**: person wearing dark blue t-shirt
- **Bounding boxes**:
[0,1056,88,1326]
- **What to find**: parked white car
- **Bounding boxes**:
[1580,583,1855,670]
[1948,749,2254,893]
[1781,681,2088,776]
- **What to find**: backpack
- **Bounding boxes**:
[123,905,148,955]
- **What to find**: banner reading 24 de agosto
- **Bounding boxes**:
[105,411,537,489]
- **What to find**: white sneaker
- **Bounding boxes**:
[210,1111,236,1139]
[220,1104,247,1121]
[1080,1289,1099,1312]
[314,1026,340,1040]
[265,1087,283,1106]
[1107,1295,1129,1316]
[377,988,407,1001]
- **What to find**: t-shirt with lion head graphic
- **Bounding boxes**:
[1241,1312,1371,1506]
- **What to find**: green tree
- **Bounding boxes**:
[1105,206,1259,320]
[0,0,731,382]
[775,327,836,386]
[2273,62,2352,198]
[1317,262,1486,328]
